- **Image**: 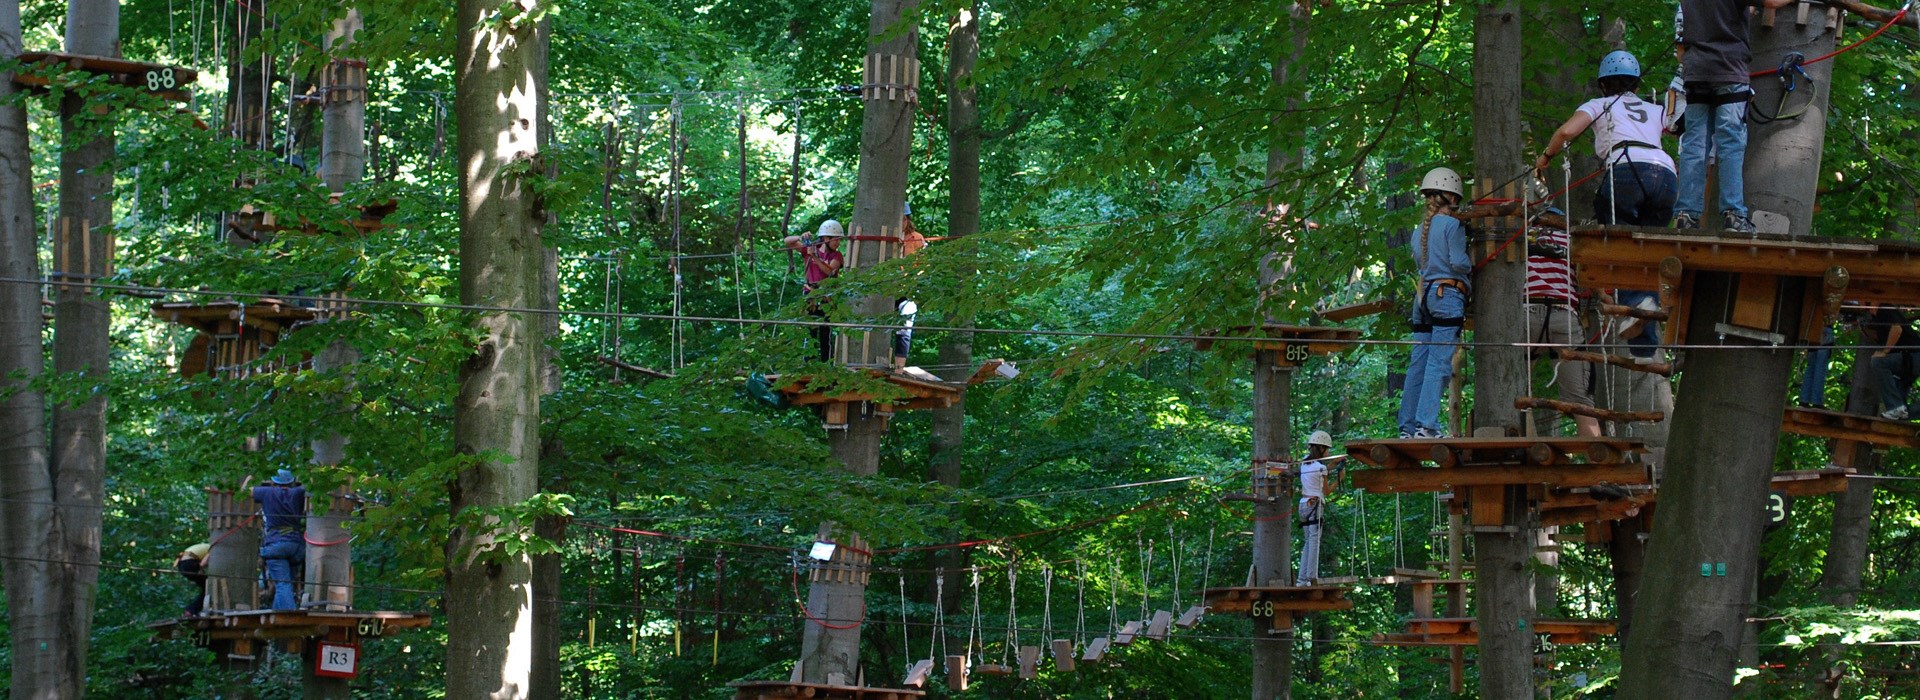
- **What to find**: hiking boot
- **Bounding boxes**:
[1673,212,1701,229]
[1722,210,1756,233]
[1398,431,1414,440]
[1882,405,1909,421]
[1411,427,1444,439]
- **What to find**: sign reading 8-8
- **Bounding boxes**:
[144,68,177,91]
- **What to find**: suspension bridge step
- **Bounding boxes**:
[1018,645,1041,679]
[1081,636,1110,662]
[728,680,926,700]
[902,659,933,688]
[1050,639,1076,672]
[1781,406,1920,450]
[1113,620,1142,645]
[1145,610,1173,640]
[1175,605,1205,628]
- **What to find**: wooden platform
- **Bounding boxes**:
[1345,437,1650,494]
[152,300,318,379]
[1571,226,1920,344]
[1544,469,1851,531]
[1201,585,1353,630]
[239,197,398,237]
[729,681,925,700]
[1782,406,1920,450]
[150,609,430,653]
[769,361,1008,426]
[13,52,197,102]
[1191,324,1361,364]
[1376,618,1616,646]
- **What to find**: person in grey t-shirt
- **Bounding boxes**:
[1672,0,1791,233]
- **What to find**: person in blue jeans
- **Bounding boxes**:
[1673,0,1794,232]
[1397,167,1470,439]
[253,469,307,610]
[1798,323,1835,409]
[1537,51,1678,230]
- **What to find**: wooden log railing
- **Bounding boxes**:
[1515,397,1664,424]
[1554,348,1673,377]
[1599,303,1668,321]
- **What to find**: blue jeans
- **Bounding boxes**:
[260,537,303,610]
[1595,163,1677,227]
[1873,351,1917,414]
[1614,290,1662,358]
[1799,325,1835,407]
[1398,282,1466,435]
[1676,99,1750,218]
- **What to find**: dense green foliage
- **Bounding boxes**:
[3,0,1920,697]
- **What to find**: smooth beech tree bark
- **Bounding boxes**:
[798,0,918,684]
[1619,11,1836,698]
[44,1,120,696]
[0,1,59,696]
[446,1,548,697]
[1467,3,1535,698]
[1249,350,1294,700]
[1817,360,1879,695]
[927,0,977,629]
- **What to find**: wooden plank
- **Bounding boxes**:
[1516,396,1664,424]
[1081,637,1109,662]
[1113,620,1142,645]
[1730,273,1780,331]
[1175,605,1205,628]
[945,655,968,691]
[1555,347,1673,376]
[1018,646,1040,679]
[1146,610,1173,640]
[1469,485,1506,527]
[1315,299,1392,322]
[1351,463,1651,494]
[1050,639,1076,672]
[902,660,932,688]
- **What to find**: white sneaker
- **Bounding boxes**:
[1883,406,1910,421]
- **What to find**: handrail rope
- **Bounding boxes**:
[1751,3,1912,78]
[1472,164,1609,272]
[304,532,352,547]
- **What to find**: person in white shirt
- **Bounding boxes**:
[1296,430,1337,586]
[1535,51,1678,229]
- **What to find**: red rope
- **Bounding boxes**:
[1752,7,1910,77]
[580,523,794,552]
[209,513,259,547]
[1471,165,1609,272]
[874,496,1181,554]
[304,533,351,547]
[790,564,867,629]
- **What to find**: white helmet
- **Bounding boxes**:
[1307,430,1334,448]
[816,219,845,238]
[1420,167,1463,198]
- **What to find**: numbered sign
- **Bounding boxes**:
[315,642,360,679]
[1763,490,1792,531]
[1281,342,1311,365]
[143,68,178,92]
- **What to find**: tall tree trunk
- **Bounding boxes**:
[46,1,120,696]
[446,0,547,697]
[1816,356,1879,695]
[797,0,919,684]
[527,10,566,697]
[1619,12,1837,698]
[0,1,59,696]
[927,0,977,633]
[1250,351,1295,700]
[303,12,367,698]
[1468,2,1535,698]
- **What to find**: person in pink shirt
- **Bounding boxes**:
[787,220,846,360]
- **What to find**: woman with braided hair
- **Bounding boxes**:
[1396,167,1470,439]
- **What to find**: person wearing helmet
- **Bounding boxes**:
[1396,167,1469,440]
[894,203,925,370]
[1295,431,1338,585]
[174,541,213,616]
[1535,50,1677,229]
[790,219,846,361]
[1670,0,1793,232]
[1523,208,1602,437]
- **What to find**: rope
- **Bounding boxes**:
[1751,3,1912,78]
[1075,559,1087,644]
[303,532,351,547]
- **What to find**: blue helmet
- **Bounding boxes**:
[1598,51,1641,80]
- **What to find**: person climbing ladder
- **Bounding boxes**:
[251,469,308,611]
[1397,167,1469,440]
